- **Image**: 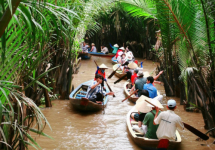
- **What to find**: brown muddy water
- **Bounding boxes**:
[30,56,215,150]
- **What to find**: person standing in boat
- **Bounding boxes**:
[84,74,114,104]
[90,43,97,52]
[110,43,119,54]
[101,46,109,54]
[95,64,108,81]
[153,100,184,141]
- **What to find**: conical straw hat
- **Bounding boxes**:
[135,95,152,113]
[147,97,164,109]
[113,44,119,47]
[119,47,125,50]
[128,62,138,69]
[99,64,108,69]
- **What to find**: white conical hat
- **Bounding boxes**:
[99,64,108,69]
[119,47,125,50]
[135,95,152,113]
[113,44,119,47]
[147,97,164,109]
[128,62,138,69]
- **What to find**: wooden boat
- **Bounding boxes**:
[127,106,182,149]
[113,64,127,79]
[78,52,91,60]
[124,72,150,103]
[111,56,118,64]
[69,80,109,112]
[88,52,115,57]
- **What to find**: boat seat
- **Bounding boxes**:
[75,96,82,99]
[76,94,86,97]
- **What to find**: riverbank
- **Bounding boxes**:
[30,56,215,150]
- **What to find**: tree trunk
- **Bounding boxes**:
[41,78,52,107]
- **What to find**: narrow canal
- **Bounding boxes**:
[30,56,215,150]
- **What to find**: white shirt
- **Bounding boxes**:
[101,47,108,53]
[154,110,184,141]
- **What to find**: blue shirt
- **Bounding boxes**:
[143,83,157,98]
[85,81,106,99]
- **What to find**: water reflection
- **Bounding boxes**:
[30,56,215,150]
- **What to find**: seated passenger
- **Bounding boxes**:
[90,43,97,52]
[131,69,139,85]
[101,46,109,54]
[84,74,114,104]
[144,76,157,98]
[110,43,119,54]
[82,42,89,53]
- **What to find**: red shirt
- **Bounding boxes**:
[94,69,106,80]
[131,73,138,85]
[115,49,123,58]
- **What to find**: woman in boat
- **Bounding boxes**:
[115,47,125,59]
[110,43,119,54]
[84,74,114,104]
[95,64,108,81]
[101,46,109,54]
[90,43,97,52]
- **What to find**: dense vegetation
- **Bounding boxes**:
[0,0,214,149]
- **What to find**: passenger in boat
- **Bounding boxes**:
[115,47,125,59]
[90,43,97,52]
[143,76,158,98]
[126,50,134,63]
[84,74,114,104]
[118,53,127,65]
[153,70,164,85]
[131,71,147,96]
[95,64,108,81]
[124,62,138,81]
[131,69,139,85]
[154,99,184,141]
[101,46,109,54]
[141,98,163,139]
[131,94,151,134]
[109,43,119,54]
[82,42,89,53]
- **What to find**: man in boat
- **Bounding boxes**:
[82,42,89,53]
[84,74,114,104]
[101,45,109,54]
[131,69,139,85]
[153,100,184,141]
[90,43,97,52]
[144,76,158,98]
[109,43,119,54]
[130,71,147,96]
[95,64,108,81]
[140,98,163,139]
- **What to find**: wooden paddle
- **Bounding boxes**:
[145,100,209,141]
[122,89,138,102]
[114,74,127,84]
[108,61,129,79]
[94,60,115,97]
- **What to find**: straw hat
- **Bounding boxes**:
[147,98,164,109]
[119,47,125,50]
[113,44,119,47]
[99,64,108,69]
[91,43,95,46]
[128,62,138,69]
[135,95,152,113]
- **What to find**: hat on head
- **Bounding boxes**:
[147,98,164,109]
[119,47,125,50]
[118,51,123,56]
[167,99,176,107]
[137,71,144,77]
[99,64,108,69]
[135,95,152,113]
[91,43,95,46]
[113,44,119,47]
[128,62,138,69]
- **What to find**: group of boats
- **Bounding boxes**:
[78,52,115,60]
[69,53,182,149]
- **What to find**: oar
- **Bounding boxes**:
[108,61,129,79]
[94,60,115,97]
[122,89,138,102]
[145,100,209,141]
[105,81,115,97]
[114,74,127,84]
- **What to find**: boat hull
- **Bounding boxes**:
[111,57,118,64]
[78,52,91,60]
[69,80,109,112]
[113,64,127,80]
[88,52,115,57]
[127,106,181,149]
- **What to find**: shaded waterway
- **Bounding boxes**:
[30,56,215,150]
